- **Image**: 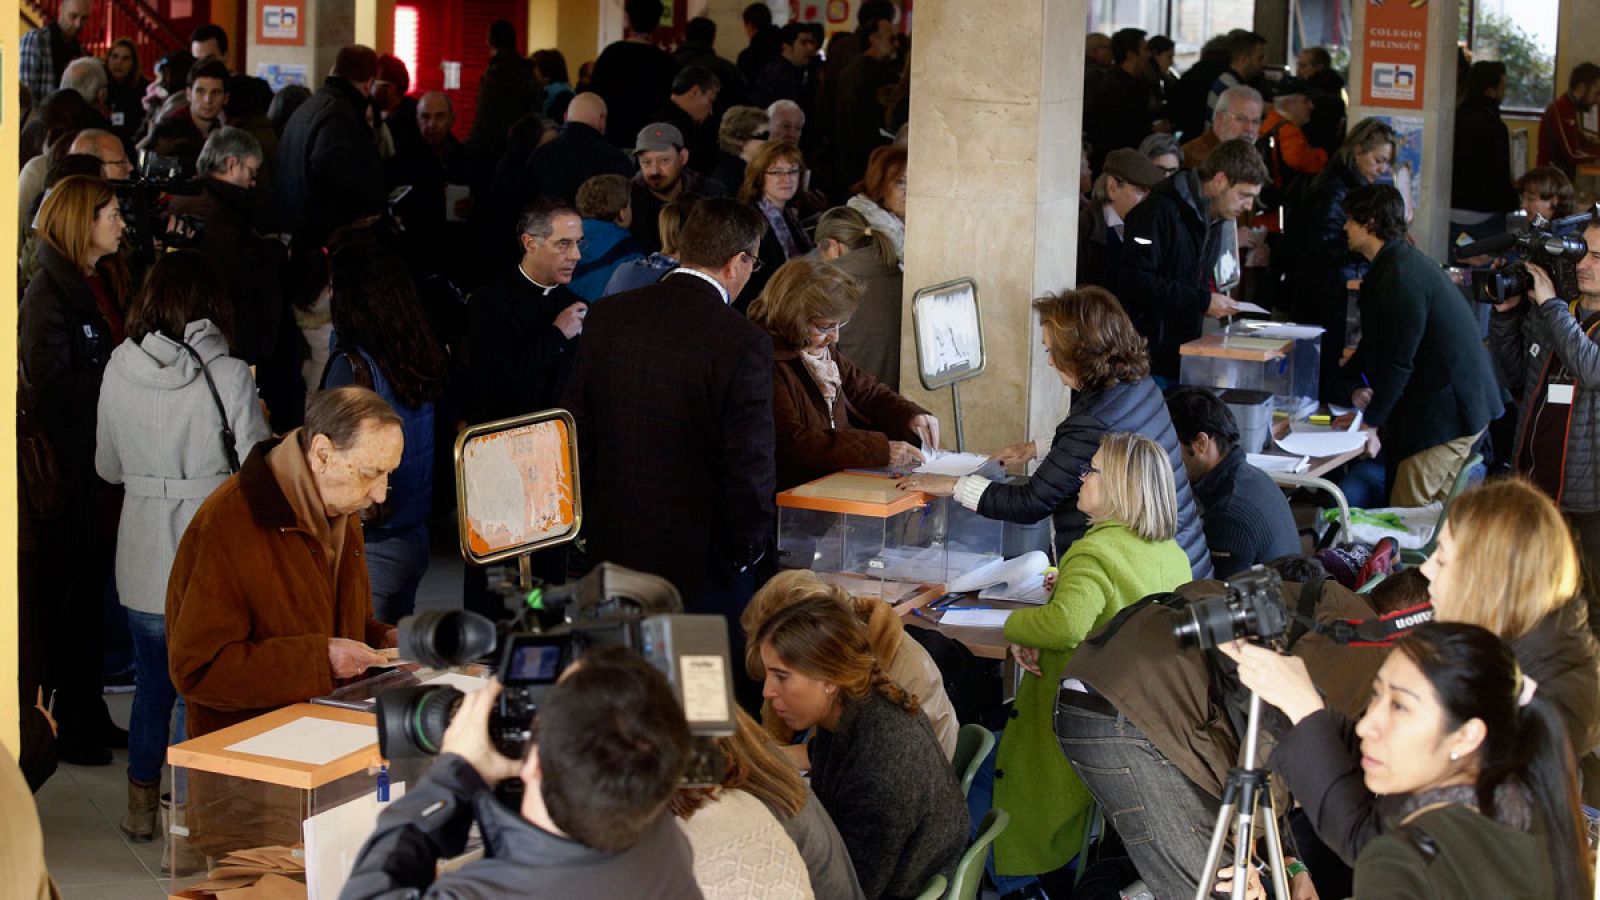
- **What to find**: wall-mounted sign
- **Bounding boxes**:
[1360,0,1428,109]
[259,1,305,47]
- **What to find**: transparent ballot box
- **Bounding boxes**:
[776,473,1004,593]
[1178,333,1295,400]
[165,703,400,886]
[1221,321,1322,406]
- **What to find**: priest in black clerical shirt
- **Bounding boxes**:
[467,197,591,425]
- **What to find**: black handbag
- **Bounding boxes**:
[178,340,240,473]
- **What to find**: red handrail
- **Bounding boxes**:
[24,0,185,77]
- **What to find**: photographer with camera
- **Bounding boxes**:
[1487,215,1600,618]
[342,647,702,898]
[1224,478,1599,873]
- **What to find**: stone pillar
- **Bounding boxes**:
[1345,0,1458,259]
[1,4,20,756]
[897,0,1083,451]
[1555,0,1600,102]
[526,0,606,71]
[246,0,357,87]
[355,0,396,54]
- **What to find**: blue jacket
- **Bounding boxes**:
[603,253,679,297]
[570,219,644,301]
[322,342,434,536]
[978,377,1213,578]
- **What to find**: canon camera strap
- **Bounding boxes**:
[1299,601,1436,648]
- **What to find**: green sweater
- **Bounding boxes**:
[992,521,1192,875]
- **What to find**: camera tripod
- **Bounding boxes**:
[1193,690,1292,900]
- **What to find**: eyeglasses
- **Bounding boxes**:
[741,251,764,272]
[1157,164,1180,175]
[545,238,589,254]
[765,167,803,179]
[749,130,771,140]
[1077,462,1101,479]
[809,320,848,336]
[1224,111,1264,129]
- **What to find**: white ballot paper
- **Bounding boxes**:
[226,717,375,766]
[1275,429,1367,458]
[914,450,993,477]
[939,609,1014,628]
[1227,300,1270,316]
[419,672,492,693]
[948,550,1052,597]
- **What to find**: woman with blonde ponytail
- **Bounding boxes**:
[814,206,905,388]
[753,596,969,900]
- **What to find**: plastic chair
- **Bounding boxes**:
[913,874,948,900]
[952,724,995,798]
[1399,452,1484,567]
[944,808,1010,900]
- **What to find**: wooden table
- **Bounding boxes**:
[902,598,1028,660]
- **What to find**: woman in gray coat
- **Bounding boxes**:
[95,251,270,842]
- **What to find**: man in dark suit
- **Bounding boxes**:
[563,198,772,709]
[278,46,387,257]
[1335,184,1504,506]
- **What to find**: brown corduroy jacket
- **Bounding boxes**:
[772,346,927,491]
[167,437,388,738]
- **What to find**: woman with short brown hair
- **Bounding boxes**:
[848,145,907,265]
[735,140,813,310]
[901,286,1212,575]
[748,258,937,490]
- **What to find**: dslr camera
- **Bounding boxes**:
[1458,206,1597,305]
[375,563,736,783]
[110,152,205,263]
[1172,566,1289,650]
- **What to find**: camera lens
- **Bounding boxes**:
[1172,609,1203,649]
[398,609,498,669]
[376,685,463,759]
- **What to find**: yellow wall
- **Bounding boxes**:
[3,0,21,758]
[355,0,397,54]
[526,0,602,75]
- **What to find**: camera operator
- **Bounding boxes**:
[1487,215,1600,619]
[341,647,702,898]
[1223,479,1599,873]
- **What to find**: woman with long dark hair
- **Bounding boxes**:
[1350,622,1591,899]
[320,230,448,622]
[97,250,269,840]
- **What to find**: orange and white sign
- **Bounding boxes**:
[1361,0,1429,109]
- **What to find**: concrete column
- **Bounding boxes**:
[355,0,396,55]
[897,0,1082,451]
[1555,0,1600,103]
[1,1,20,756]
[527,0,606,71]
[246,0,357,86]
[1345,0,1458,259]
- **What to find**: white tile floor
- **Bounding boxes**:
[36,547,466,897]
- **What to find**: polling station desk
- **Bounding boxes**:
[902,597,1029,661]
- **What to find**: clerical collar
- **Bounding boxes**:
[517,263,559,295]
[669,267,731,305]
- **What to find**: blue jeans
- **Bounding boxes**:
[1055,704,1219,900]
[366,527,430,624]
[126,609,183,785]
[966,732,1045,894]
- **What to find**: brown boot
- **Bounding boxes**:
[120,779,160,842]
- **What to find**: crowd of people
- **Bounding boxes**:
[11,2,1600,899]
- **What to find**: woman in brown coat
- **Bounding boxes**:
[748,258,937,491]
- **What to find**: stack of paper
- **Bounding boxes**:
[948,551,1052,600]
[1247,453,1310,474]
[225,718,375,765]
[177,847,306,898]
[939,609,1013,627]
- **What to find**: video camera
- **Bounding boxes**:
[110,152,205,265]
[1456,205,1598,304]
[376,563,736,785]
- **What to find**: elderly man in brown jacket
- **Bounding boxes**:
[167,386,402,738]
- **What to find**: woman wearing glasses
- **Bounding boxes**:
[735,140,814,310]
[748,258,938,491]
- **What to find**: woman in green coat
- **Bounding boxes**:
[987,431,1193,880]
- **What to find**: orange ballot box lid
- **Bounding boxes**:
[1178,333,1292,362]
[777,472,928,517]
[167,703,381,791]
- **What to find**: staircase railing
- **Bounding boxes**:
[21,0,185,76]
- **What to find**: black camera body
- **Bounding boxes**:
[1459,206,1598,305]
[1172,566,1289,650]
[111,153,205,263]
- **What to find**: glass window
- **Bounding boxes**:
[1087,0,1167,39]
[1290,0,1353,74]
[1169,0,1257,69]
[1460,0,1558,111]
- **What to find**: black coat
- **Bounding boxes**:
[386,134,478,282]
[466,269,584,425]
[495,121,635,217]
[734,202,813,312]
[1085,67,1154,170]
[276,77,386,252]
[1303,69,1347,155]
[20,242,120,515]
[562,271,776,603]
[1076,202,1124,290]
[1270,599,1600,866]
[1335,240,1504,460]
[976,377,1214,578]
[467,51,538,168]
[1191,446,1301,577]
[1116,171,1226,380]
[591,40,679,148]
[1450,95,1519,215]
[1171,56,1226,141]
[166,179,288,367]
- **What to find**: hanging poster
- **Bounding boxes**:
[1376,115,1425,223]
[258,1,305,47]
[1360,0,1428,110]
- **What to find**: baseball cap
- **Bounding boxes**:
[635,122,685,155]
[1102,148,1168,189]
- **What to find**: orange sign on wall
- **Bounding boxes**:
[1360,0,1429,109]
[257,0,305,47]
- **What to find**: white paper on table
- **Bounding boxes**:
[939,609,1013,627]
[948,550,1051,594]
[419,672,493,693]
[1247,453,1310,474]
[979,572,1050,605]
[225,718,376,765]
[1275,429,1367,458]
[444,184,470,222]
[304,781,406,899]
[1235,322,1325,340]
[1227,300,1270,315]
[914,450,992,477]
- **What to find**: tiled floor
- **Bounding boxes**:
[37,546,466,898]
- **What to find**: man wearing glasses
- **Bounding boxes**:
[1181,84,1263,170]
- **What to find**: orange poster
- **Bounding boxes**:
[1360,0,1429,110]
